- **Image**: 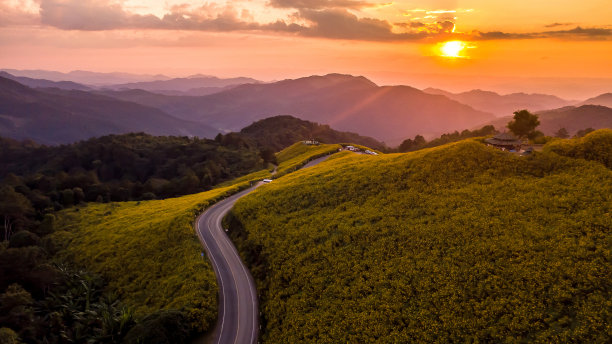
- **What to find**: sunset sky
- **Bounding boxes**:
[1,0,611,98]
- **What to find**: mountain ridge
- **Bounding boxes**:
[0,71,92,91]
[104,75,261,94]
[482,104,612,135]
[102,73,495,145]
[423,87,573,117]
[0,76,218,145]
[581,93,612,108]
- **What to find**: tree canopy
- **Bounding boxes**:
[507,109,540,138]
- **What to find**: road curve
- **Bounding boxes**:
[196,185,262,344]
[195,153,334,344]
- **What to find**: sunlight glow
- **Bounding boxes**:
[440,41,466,58]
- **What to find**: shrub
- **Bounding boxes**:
[544,128,612,168]
[8,231,40,249]
[123,310,191,344]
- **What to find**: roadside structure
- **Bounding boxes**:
[485,132,522,151]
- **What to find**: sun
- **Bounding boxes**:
[439,41,466,58]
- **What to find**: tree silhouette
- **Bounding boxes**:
[507,110,540,139]
[0,186,33,241]
[555,128,569,139]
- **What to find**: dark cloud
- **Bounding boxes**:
[546,26,612,38]
[268,0,374,9]
[472,26,612,41]
[297,8,395,40]
[545,22,574,28]
[471,31,533,40]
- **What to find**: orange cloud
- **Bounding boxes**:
[4,0,608,43]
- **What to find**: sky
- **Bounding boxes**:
[1,0,611,98]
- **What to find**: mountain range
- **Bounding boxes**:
[1,70,610,145]
[0,76,217,145]
[581,93,612,108]
[423,88,573,117]
[101,73,496,144]
[0,71,91,91]
[485,105,612,135]
[1,69,171,86]
[104,75,261,96]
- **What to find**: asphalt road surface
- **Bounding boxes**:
[195,153,334,344]
[196,185,261,344]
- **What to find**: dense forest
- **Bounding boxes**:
[0,132,273,241]
[230,129,612,343]
[0,133,270,343]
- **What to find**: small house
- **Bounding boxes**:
[485,132,522,151]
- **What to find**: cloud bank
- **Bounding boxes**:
[7,0,607,42]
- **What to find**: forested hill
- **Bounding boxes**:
[238,115,387,151]
[230,129,612,343]
[0,133,270,220]
[0,114,385,219]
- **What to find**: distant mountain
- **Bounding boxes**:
[151,85,240,97]
[484,105,612,136]
[0,76,217,145]
[0,71,91,91]
[238,115,386,151]
[1,69,171,86]
[581,93,612,108]
[103,74,494,145]
[423,88,573,117]
[105,76,261,94]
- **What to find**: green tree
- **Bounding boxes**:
[507,110,540,139]
[123,310,190,344]
[555,127,569,139]
[575,127,595,138]
[0,284,35,340]
[60,189,75,207]
[259,148,278,165]
[8,231,40,249]
[399,135,426,152]
[0,187,33,241]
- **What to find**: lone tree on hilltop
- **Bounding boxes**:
[507,110,540,139]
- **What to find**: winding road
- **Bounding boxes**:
[195,154,333,344]
[196,185,261,344]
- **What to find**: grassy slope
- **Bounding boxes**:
[216,168,272,187]
[543,128,612,168]
[232,136,612,343]
[53,183,249,332]
[275,142,341,176]
[50,142,345,334]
